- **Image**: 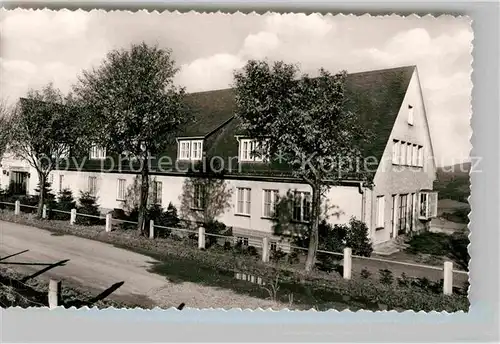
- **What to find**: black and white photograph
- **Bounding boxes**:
[0,10,472,312]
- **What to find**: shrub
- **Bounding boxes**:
[247,246,258,257]
[204,220,228,247]
[360,268,371,279]
[287,250,300,265]
[145,203,181,238]
[346,218,373,257]
[316,221,345,272]
[405,231,470,271]
[75,192,103,226]
[379,269,394,285]
[17,195,39,214]
[52,189,76,220]
[270,248,287,263]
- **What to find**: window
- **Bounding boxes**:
[408,105,414,125]
[270,241,278,252]
[236,187,251,215]
[89,144,106,160]
[239,138,269,162]
[117,179,126,201]
[193,183,205,209]
[419,191,438,219]
[398,194,408,233]
[412,145,418,166]
[178,140,203,161]
[392,140,400,164]
[151,180,162,205]
[406,143,412,166]
[236,236,249,247]
[417,145,424,167]
[376,195,385,228]
[400,141,407,166]
[88,176,97,197]
[49,173,54,187]
[292,191,311,222]
[59,175,64,192]
[262,189,279,218]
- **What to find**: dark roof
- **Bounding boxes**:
[185,65,415,180]
[60,65,416,182]
[181,88,236,137]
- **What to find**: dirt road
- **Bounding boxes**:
[0,220,281,309]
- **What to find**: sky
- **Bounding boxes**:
[0,10,473,167]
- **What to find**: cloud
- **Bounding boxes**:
[175,54,245,92]
[1,9,89,45]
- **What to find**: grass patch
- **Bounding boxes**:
[0,210,469,312]
[405,232,470,271]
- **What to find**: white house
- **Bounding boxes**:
[0,65,438,246]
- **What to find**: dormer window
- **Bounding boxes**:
[178,139,203,161]
[89,144,106,160]
[239,138,269,162]
[408,105,414,126]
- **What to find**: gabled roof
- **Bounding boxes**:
[179,65,415,180]
[53,65,417,182]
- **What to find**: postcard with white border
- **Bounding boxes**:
[0,9,472,313]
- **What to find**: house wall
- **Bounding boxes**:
[0,154,365,243]
[371,68,437,245]
[0,152,38,192]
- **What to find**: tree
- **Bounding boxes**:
[179,166,233,227]
[73,42,189,234]
[233,60,371,272]
[7,83,89,218]
[0,99,13,161]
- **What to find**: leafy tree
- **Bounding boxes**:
[233,60,371,272]
[7,83,90,218]
[73,42,189,234]
[179,167,233,227]
[0,98,13,161]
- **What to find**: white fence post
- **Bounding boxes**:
[443,261,453,295]
[48,279,61,309]
[149,220,155,239]
[262,237,270,262]
[42,204,47,219]
[70,209,76,225]
[198,226,205,249]
[14,200,20,215]
[343,247,352,280]
[105,213,112,232]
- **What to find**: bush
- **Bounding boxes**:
[316,221,345,272]
[270,248,287,263]
[405,231,470,270]
[75,192,103,226]
[360,268,371,279]
[204,220,228,247]
[315,218,372,272]
[379,269,394,285]
[287,250,300,265]
[346,218,373,257]
[52,189,76,221]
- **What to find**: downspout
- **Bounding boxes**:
[358,182,366,223]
